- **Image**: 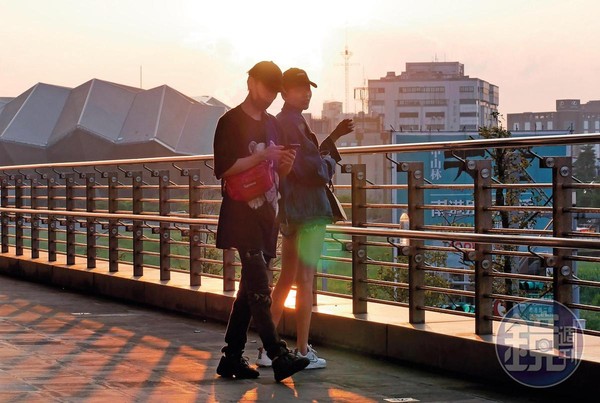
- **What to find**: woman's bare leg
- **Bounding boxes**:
[294,224,326,355]
[270,233,298,327]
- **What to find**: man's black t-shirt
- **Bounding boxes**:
[213,105,280,258]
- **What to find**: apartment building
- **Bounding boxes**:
[368,62,499,132]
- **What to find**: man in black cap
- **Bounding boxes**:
[213,61,310,382]
[254,67,353,370]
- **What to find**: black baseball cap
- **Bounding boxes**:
[282,68,318,89]
[248,61,283,92]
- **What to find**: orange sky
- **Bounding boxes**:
[2,0,599,119]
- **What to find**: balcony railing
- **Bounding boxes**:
[1,132,599,337]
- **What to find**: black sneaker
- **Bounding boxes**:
[216,354,260,379]
[272,350,310,382]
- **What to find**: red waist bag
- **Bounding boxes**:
[224,161,274,202]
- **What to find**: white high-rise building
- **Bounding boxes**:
[368,62,499,132]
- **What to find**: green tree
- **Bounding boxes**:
[479,116,545,299]
[573,144,600,207]
[371,250,450,307]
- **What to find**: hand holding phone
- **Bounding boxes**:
[284,143,301,150]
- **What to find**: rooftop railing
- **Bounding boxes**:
[1,132,599,337]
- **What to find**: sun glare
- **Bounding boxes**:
[183,1,373,74]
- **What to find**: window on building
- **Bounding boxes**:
[459,99,477,104]
[513,123,519,131]
[399,86,445,93]
[547,121,553,130]
[399,112,419,118]
[584,120,589,130]
[459,112,477,117]
[460,86,475,92]
[524,122,531,130]
[423,99,447,106]
[369,88,385,97]
[535,122,543,131]
[397,100,420,106]
[425,112,445,118]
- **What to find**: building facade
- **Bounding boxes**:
[507,99,600,133]
[307,104,391,223]
[367,62,499,132]
[508,99,600,164]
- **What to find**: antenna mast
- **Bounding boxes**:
[337,28,358,114]
[342,45,352,113]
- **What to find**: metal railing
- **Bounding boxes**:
[1,132,599,337]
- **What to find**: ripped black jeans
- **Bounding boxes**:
[223,248,287,359]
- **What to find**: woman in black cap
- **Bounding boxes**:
[255,67,354,370]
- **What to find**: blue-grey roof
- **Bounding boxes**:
[0,79,228,166]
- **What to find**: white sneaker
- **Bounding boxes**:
[296,345,326,369]
[255,347,272,367]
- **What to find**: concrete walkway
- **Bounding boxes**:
[0,275,579,402]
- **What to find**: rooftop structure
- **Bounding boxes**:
[0,79,227,166]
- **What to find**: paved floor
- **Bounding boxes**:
[0,275,579,402]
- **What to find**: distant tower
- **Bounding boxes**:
[342,46,352,113]
[339,45,357,114]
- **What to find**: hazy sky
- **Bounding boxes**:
[2,0,599,118]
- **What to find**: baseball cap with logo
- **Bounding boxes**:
[282,68,318,90]
[248,61,283,92]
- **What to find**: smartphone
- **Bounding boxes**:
[284,143,301,150]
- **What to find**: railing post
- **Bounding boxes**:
[86,174,97,268]
[158,170,170,281]
[223,249,236,292]
[131,171,144,276]
[189,169,202,286]
[470,160,494,335]
[1,176,8,253]
[14,174,24,256]
[548,157,574,306]
[343,163,367,315]
[543,156,577,350]
[47,175,57,262]
[65,174,76,265]
[108,172,119,272]
[31,176,41,259]
[399,162,425,324]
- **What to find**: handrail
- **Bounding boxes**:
[337,131,600,155]
[0,132,597,171]
[0,130,599,341]
[0,206,597,250]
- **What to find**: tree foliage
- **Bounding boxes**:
[478,118,545,297]
[573,144,600,207]
[370,250,450,306]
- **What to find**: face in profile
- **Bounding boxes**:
[282,84,312,111]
